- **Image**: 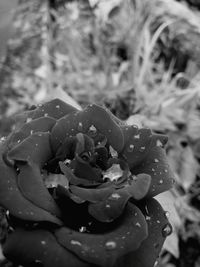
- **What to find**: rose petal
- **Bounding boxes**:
[56,185,85,204]
[132,147,175,197]
[0,146,61,225]
[116,198,172,267]
[7,117,56,150]
[17,162,61,217]
[3,229,89,267]
[70,185,115,203]
[88,174,151,222]
[122,174,151,200]
[121,125,168,168]
[59,162,101,186]
[73,156,102,182]
[55,203,148,267]
[88,191,130,222]
[7,132,52,167]
[51,104,124,153]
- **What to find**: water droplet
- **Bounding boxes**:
[164,211,170,219]
[105,241,117,250]
[71,240,82,246]
[135,222,141,227]
[154,158,159,163]
[77,122,83,131]
[44,113,48,117]
[134,134,140,139]
[56,105,60,109]
[158,179,163,184]
[146,216,151,221]
[30,130,33,134]
[35,260,42,264]
[145,205,149,214]
[139,146,145,152]
[0,136,6,142]
[106,204,111,208]
[162,223,173,237]
[164,169,168,173]
[79,226,87,233]
[110,193,121,199]
[156,220,160,224]
[26,118,32,123]
[156,140,163,147]
[41,241,46,245]
[88,125,97,137]
[110,146,118,157]
[154,260,159,267]
[127,144,134,152]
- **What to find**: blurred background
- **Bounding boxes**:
[0,0,200,266]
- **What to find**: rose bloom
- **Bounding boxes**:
[0,99,174,267]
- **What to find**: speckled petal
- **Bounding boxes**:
[51,104,124,153]
[0,145,61,225]
[116,198,172,267]
[17,162,61,217]
[88,174,151,222]
[59,162,101,186]
[3,229,90,267]
[7,117,56,150]
[132,147,175,197]
[70,185,115,203]
[7,132,52,168]
[121,125,168,168]
[55,203,148,267]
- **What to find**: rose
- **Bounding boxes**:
[0,99,174,267]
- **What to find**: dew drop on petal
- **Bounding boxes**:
[158,179,163,185]
[110,193,121,199]
[26,118,32,123]
[77,122,83,131]
[127,144,134,152]
[154,158,159,163]
[156,140,163,147]
[41,241,46,245]
[162,223,173,237]
[88,125,97,137]
[44,113,48,117]
[79,226,87,233]
[105,241,117,250]
[146,216,151,221]
[56,105,60,109]
[133,134,140,139]
[35,260,42,264]
[135,222,141,227]
[71,240,82,246]
[164,211,170,219]
[154,260,159,267]
[139,146,145,152]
